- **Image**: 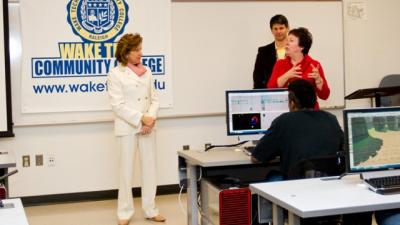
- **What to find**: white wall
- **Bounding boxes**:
[1,116,235,197]
[343,0,400,107]
[1,0,400,197]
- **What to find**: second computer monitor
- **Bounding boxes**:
[344,107,400,173]
[226,89,289,136]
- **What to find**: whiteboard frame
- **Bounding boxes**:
[0,0,13,137]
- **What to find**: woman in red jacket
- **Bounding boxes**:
[267,27,329,108]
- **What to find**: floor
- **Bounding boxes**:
[24,193,378,225]
[25,194,187,225]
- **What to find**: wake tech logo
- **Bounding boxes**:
[67,0,129,42]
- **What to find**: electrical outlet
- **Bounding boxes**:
[182,145,190,150]
[35,154,43,166]
[48,155,56,167]
[205,143,212,150]
[22,155,30,167]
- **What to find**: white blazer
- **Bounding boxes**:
[107,65,159,136]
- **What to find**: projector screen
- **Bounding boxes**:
[0,0,13,137]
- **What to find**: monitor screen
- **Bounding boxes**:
[344,107,400,173]
[226,89,289,136]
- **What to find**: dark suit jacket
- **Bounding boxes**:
[252,42,277,89]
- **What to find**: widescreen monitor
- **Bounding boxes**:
[226,89,289,136]
[344,107,400,173]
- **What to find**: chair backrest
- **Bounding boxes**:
[288,154,346,225]
[287,154,345,180]
[379,74,400,106]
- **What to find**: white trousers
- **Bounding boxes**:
[117,132,159,220]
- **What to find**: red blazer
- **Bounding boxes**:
[267,55,330,108]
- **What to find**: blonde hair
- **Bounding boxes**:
[115,33,142,66]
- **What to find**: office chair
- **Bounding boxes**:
[287,153,345,180]
[287,154,345,225]
[379,74,400,106]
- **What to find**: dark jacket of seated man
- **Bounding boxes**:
[251,79,344,179]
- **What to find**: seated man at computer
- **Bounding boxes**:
[251,79,374,225]
[251,79,343,179]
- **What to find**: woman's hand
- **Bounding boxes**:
[140,115,156,135]
[140,125,153,135]
[277,65,302,87]
[141,115,156,127]
[308,64,323,90]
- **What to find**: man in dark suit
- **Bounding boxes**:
[253,14,289,89]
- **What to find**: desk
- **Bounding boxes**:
[0,150,16,194]
[345,86,400,107]
[0,151,16,169]
[250,175,400,225]
[178,148,278,225]
[0,198,29,225]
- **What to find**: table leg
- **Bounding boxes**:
[187,163,198,225]
[288,211,301,225]
[272,203,284,225]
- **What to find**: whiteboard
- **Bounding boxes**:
[0,0,13,136]
[163,1,344,118]
[10,1,344,125]
[343,0,400,108]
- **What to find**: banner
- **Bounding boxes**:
[20,0,172,113]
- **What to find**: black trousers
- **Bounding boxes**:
[342,212,373,225]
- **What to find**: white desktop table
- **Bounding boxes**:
[178,148,254,225]
[0,198,29,225]
[178,148,280,225]
[250,175,400,225]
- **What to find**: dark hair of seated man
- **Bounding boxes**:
[288,79,317,111]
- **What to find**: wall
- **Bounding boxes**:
[1,0,400,197]
[343,0,400,107]
[2,116,235,197]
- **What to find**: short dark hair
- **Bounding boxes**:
[269,14,289,29]
[288,79,316,109]
[289,27,313,55]
[115,33,142,66]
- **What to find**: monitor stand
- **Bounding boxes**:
[360,169,400,180]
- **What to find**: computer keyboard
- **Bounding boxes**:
[243,146,255,156]
[364,175,400,194]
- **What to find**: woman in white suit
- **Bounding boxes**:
[108,33,165,225]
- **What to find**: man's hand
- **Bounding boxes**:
[251,156,260,163]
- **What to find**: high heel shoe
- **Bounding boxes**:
[146,215,166,222]
[118,219,129,225]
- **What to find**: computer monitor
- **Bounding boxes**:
[225,89,289,137]
[344,107,400,173]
